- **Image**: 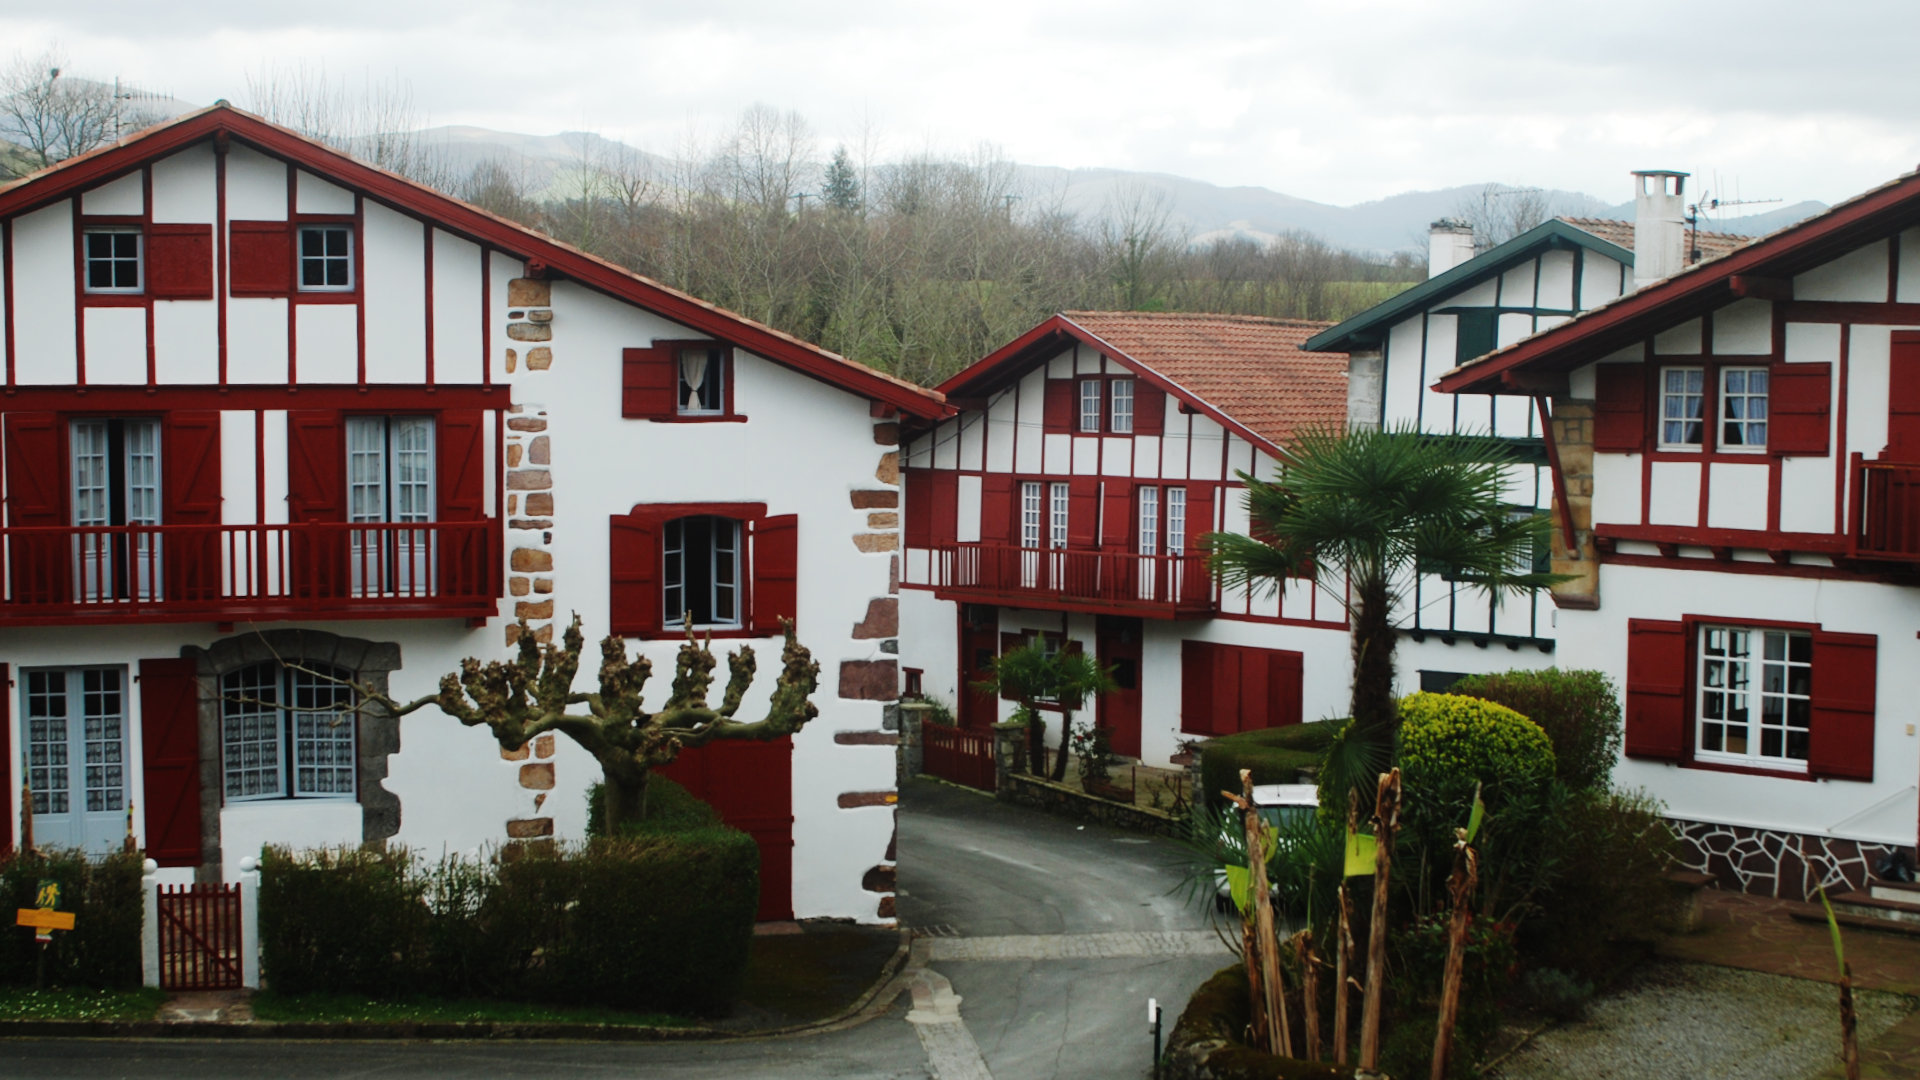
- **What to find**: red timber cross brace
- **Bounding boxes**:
[1623,618,1877,779]
[139,657,203,869]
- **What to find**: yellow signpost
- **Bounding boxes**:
[15,908,76,932]
[15,878,74,985]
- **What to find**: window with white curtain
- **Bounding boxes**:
[1049,483,1069,549]
[221,661,357,800]
[346,416,435,595]
[70,418,161,601]
[678,346,726,415]
[1109,379,1135,434]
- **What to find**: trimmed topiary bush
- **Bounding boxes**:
[0,849,143,989]
[1448,669,1623,791]
[1201,720,1341,806]
[1396,692,1555,802]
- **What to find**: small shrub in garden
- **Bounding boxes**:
[1517,966,1594,1021]
[1449,669,1623,791]
[1200,720,1340,806]
[585,775,721,838]
[0,849,142,989]
[1396,692,1554,867]
[1520,787,1679,983]
[258,846,425,996]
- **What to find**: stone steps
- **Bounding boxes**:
[1787,882,1920,938]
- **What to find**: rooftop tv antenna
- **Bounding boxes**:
[1686,175,1781,261]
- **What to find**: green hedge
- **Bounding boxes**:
[1447,669,1623,791]
[259,826,759,1015]
[1200,721,1340,805]
[0,849,143,989]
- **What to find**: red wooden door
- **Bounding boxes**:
[957,605,1000,730]
[656,737,793,922]
[1096,616,1143,758]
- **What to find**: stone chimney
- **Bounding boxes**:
[1428,218,1477,279]
[1631,170,1689,290]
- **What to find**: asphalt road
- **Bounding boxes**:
[1,779,1231,1079]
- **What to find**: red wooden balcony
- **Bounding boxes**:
[0,521,498,625]
[927,543,1215,619]
[1849,456,1920,562]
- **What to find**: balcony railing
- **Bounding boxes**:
[1850,456,1920,562]
[927,543,1215,618]
[0,520,498,625]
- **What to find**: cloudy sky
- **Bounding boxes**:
[7,0,1916,208]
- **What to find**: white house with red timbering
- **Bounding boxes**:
[0,104,943,924]
[1436,168,1920,899]
[896,312,1359,768]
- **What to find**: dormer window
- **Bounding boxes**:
[679,347,726,415]
[298,225,353,291]
[83,229,142,293]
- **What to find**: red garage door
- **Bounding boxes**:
[657,737,794,922]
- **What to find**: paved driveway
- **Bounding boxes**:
[2,778,1232,1079]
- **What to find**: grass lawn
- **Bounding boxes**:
[0,986,167,1021]
[249,991,696,1027]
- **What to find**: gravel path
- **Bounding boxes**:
[1490,961,1914,1080]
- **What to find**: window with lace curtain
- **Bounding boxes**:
[678,346,726,416]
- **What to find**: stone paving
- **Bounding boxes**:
[1657,889,1920,1079]
[924,929,1229,963]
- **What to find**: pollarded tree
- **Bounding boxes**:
[375,614,819,832]
[1203,425,1558,788]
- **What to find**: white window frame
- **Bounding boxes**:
[82,228,142,294]
[1165,487,1187,556]
[1137,486,1160,557]
[677,346,726,416]
[1719,366,1770,452]
[1659,366,1706,449]
[1078,379,1103,433]
[662,515,742,630]
[220,662,358,801]
[1048,482,1069,549]
[1109,378,1135,434]
[70,418,162,602]
[297,224,354,292]
[1695,624,1812,772]
[1020,481,1044,549]
[346,415,436,596]
[21,667,129,852]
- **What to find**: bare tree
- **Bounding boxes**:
[243,64,454,190]
[1097,184,1182,310]
[1449,183,1556,251]
[0,49,160,177]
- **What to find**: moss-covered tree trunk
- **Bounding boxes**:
[1349,571,1396,740]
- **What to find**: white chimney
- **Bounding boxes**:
[1428,218,1477,279]
[1631,170,1689,290]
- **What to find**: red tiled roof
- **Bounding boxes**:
[1558,217,1756,263]
[1058,312,1347,448]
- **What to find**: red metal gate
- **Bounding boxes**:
[157,883,243,991]
[923,721,996,792]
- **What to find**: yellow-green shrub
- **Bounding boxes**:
[1397,692,1554,800]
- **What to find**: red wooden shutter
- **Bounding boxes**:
[1623,618,1688,760]
[622,346,676,419]
[999,631,1023,701]
[1890,333,1920,459]
[608,512,662,636]
[1185,484,1215,549]
[1181,641,1216,735]
[286,411,344,522]
[931,472,959,544]
[1214,645,1243,734]
[980,474,1015,544]
[1768,362,1831,456]
[140,657,203,869]
[903,469,933,547]
[229,221,292,296]
[1101,479,1134,550]
[1272,649,1304,728]
[436,410,489,597]
[1068,477,1099,547]
[5,412,67,604]
[147,224,214,300]
[0,663,9,854]
[164,412,223,602]
[1042,380,1074,432]
[1133,382,1165,437]
[1238,646,1270,730]
[751,513,799,635]
[1809,630,1877,781]
[1592,364,1648,453]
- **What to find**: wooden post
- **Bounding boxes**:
[1840,961,1860,1080]
[1334,880,1353,1064]
[1430,840,1479,1080]
[1224,769,1290,1057]
[1358,767,1401,1074]
[1296,929,1322,1061]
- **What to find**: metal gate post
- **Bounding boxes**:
[237,856,261,989]
[140,859,160,989]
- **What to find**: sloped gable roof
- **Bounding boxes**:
[0,104,947,418]
[939,311,1347,453]
[1435,168,1920,395]
[1557,217,1754,263]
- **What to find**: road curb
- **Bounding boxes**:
[0,930,918,1043]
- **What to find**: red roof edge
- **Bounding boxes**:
[937,313,1283,454]
[1434,169,1920,395]
[0,105,949,420]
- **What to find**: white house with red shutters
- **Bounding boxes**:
[0,104,944,924]
[1436,168,1920,898]
[896,312,1358,767]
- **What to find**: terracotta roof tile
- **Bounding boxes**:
[1557,217,1755,263]
[1060,311,1347,448]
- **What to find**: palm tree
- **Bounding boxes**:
[974,640,1117,780]
[1204,424,1559,761]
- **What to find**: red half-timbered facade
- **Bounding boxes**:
[0,105,943,924]
[1438,168,1920,898]
[898,312,1352,765]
